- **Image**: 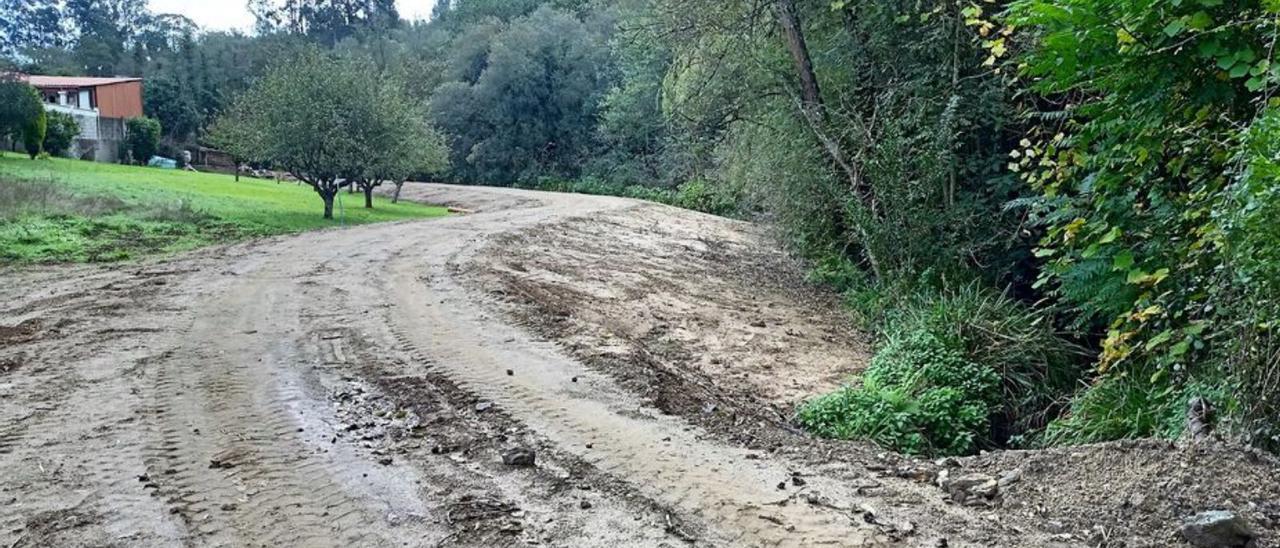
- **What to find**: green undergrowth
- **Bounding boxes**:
[0,153,447,264]
[797,273,1085,456]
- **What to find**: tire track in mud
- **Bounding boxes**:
[137,263,410,547]
[382,232,890,547]
[0,276,191,546]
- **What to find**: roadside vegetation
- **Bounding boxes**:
[0,153,446,263]
[5,0,1279,455]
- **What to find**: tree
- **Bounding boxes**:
[0,79,45,158]
[20,106,46,159]
[145,76,200,143]
[43,110,81,157]
[66,0,152,75]
[125,117,161,164]
[212,51,381,218]
[350,79,449,209]
[251,0,400,46]
[429,6,610,184]
[0,0,69,57]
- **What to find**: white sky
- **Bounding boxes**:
[146,0,439,33]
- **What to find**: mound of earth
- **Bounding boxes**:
[464,198,1280,547]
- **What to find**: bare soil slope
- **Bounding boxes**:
[1,183,1277,548]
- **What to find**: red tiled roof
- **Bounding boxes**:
[22,75,142,89]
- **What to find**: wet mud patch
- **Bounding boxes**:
[0,319,42,346]
[13,508,111,548]
[301,320,698,547]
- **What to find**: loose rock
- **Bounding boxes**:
[938,472,999,506]
[502,447,537,467]
[1180,511,1256,548]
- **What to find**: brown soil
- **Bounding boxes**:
[1,183,1276,548]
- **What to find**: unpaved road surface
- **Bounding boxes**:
[2,184,1278,547]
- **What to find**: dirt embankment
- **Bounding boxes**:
[0,182,1277,548]
[462,198,1280,548]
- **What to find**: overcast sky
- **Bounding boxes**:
[146,0,440,32]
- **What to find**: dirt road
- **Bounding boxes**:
[2,184,1278,547]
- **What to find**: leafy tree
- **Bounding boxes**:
[145,76,200,143]
[345,63,450,208]
[20,105,46,159]
[429,6,610,184]
[66,0,152,75]
[43,110,81,157]
[209,49,435,218]
[0,79,44,158]
[251,0,400,46]
[0,0,69,57]
[125,117,161,164]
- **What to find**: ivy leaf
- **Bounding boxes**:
[1113,250,1135,270]
[1145,329,1174,351]
[1099,226,1122,244]
[1188,11,1213,30]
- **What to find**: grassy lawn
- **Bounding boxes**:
[0,152,447,263]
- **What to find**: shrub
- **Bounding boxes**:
[673,179,738,216]
[21,108,46,159]
[43,110,80,157]
[799,284,1083,455]
[891,285,1084,438]
[798,329,1000,456]
[1044,373,1232,446]
[0,80,43,150]
[125,117,162,165]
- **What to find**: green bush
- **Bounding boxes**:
[1044,373,1232,446]
[798,329,1000,456]
[673,179,738,216]
[21,108,45,160]
[799,284,1082,455]
[125,117,162,165]
[43,110,80,157]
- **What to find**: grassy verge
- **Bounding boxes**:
[0,153,447,263]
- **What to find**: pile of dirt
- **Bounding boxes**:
[463,204,867,446]
[466,201,1280,547]
[965,439,1280,547]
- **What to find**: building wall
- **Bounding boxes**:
[95,81,143,119]
[40,104,124,162]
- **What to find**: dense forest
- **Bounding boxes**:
[3,0,1279,456]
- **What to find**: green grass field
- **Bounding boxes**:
[0,152,447,263]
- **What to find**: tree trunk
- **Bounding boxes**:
[323,193,335,219]
[775,0,822,110]
[775,0,883,280]
[364,186,374,209]
[392,181,405,204]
